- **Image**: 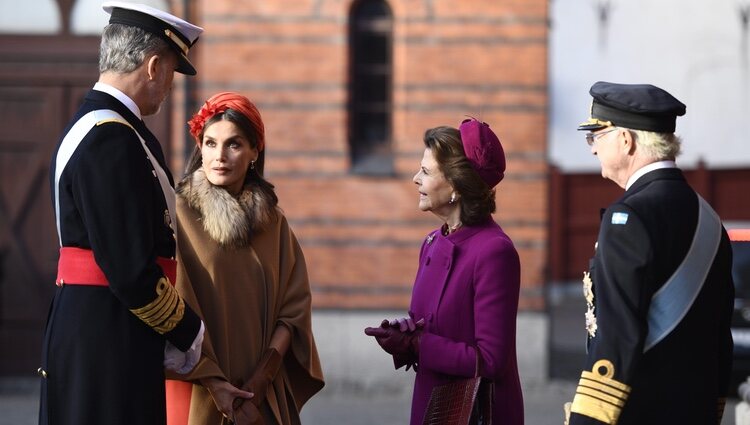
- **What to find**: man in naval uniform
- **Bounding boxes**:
[40,3,205,424]
[567,82,734,425]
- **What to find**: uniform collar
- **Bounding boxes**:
[625,160,676,191]
[93,82,142,119]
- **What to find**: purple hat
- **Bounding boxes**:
[458,118,506,188]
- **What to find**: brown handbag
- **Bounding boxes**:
[421,349,494,425]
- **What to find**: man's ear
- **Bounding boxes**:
[146,54,160,81]
[621,129,636,155]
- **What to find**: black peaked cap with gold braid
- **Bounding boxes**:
[577,81,686,133]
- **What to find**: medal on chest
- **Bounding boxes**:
[582,271,597,338]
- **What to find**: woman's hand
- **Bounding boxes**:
[365,317,425,371]
[389,316,421,333]
[234,398,263,425]
[201,377,254,422]
[364,318,424,355]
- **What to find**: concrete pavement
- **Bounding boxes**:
[2,293,741,424]
[1,377,739,424]
[0,377,579,425]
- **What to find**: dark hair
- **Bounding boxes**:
[180,108,278,207]
[423,126,496,225]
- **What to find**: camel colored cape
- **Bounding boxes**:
[166,171,324,425]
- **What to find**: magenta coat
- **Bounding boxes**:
[407,217,523,425]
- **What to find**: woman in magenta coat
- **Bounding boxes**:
[365,119,523,425]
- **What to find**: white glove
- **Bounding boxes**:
[164,321,205,374]
[179,321,205,374]
[164,341,186,372]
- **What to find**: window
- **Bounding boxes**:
[348,0,394,176]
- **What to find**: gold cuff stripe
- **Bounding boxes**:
[130,278,184,334]
[581,370,631,392]
[132,279,173,321]
[139,280,177,323]
[575,385,626,407]
[154,297,185,334]
[140,288,178,326]
[570,393,621,424]
[578,377,630,401]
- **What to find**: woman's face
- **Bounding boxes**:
[413,148,455,216]
[201,119,258,195]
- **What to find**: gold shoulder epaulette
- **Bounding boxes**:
[570,360,631,424]
[130,277,184,334]
[96,118,134,130]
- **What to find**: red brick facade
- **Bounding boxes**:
[171,0,548,310]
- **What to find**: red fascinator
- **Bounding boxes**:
[458,118,506,188]
[188,92,265,151]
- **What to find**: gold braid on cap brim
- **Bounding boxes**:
[130,277,185,334]
[579,117,614,128]
[570,360,631,424]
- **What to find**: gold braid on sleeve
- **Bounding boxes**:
[570,360,631,424]
[130,277,184,334]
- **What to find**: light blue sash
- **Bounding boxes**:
[643,196,721,352]
[54,109,175,246]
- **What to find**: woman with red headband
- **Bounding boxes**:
[165,92,324,425]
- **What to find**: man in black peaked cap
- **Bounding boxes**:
[567,82,735,425]
[40,2,205,424]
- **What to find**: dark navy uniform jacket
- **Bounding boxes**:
[570,168,734,425]
[40,89,201,425]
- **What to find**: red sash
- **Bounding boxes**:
[56,247,176,287]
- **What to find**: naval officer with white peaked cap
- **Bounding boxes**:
[40,3,205,424]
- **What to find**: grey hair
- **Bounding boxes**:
[629,129,682,160]
[99,24,171,74]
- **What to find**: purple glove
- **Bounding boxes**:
[364,318,424,357]
[390,317,419,333]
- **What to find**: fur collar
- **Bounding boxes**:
[177,169,277,247]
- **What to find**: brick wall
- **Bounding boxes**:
[171,0,548,310]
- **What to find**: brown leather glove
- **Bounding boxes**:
[232,347,283,424]
[232,400,262,425]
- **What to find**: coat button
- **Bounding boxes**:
[37,367,48,378]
